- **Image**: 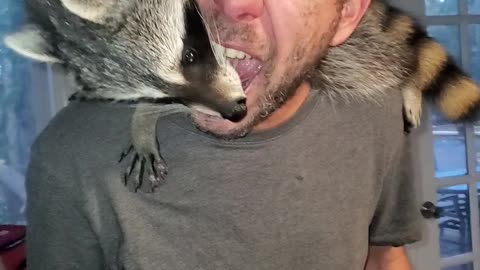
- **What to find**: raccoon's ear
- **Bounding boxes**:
[3,25,61,63]
[60,0,111,24]
[60,0,131,24]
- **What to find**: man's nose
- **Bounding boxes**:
[213,0,264,22]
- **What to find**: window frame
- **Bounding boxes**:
[422,0,480,269]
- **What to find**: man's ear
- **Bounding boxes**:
[3,25,62,63]
[330,0,371,46]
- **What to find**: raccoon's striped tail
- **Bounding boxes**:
[404,29,480,129]
[421,44,480,123]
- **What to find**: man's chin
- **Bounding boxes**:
[189,81,262,139]
[190,110,253,140]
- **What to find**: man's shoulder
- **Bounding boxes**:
[355,91,407,144]
[306,89,408,160]
[31,101,134,169]
[353,90,404,125]
[312,89,405,132]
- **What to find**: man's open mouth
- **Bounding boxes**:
[213,43,263,91]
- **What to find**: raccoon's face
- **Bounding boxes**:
[4,0,247,122]
[174,1,248,122]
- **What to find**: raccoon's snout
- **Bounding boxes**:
[222,97,247,122]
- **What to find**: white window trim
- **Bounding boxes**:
[421,1,480,269]
[29,63,74,134]
[29,63,57,134]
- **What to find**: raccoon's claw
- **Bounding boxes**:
[119,144,134,163]
[401,85,423,133]
[403,105,422,133]
[119,144,168,193]
[403,104,422,129]
[119,104,182,192]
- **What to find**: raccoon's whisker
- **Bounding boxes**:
[212,18,227,72]
[194,4,222,65]
[206,13,227,74]
[211,18,226,69]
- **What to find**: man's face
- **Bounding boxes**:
[192,0,351,139]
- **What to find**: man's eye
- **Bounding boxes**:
[183,48,197,64]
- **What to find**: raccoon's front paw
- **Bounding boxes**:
[118,144,168,193]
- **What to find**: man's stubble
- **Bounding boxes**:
[191,11,343,140]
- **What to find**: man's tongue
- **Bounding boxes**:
[229,58,263,90]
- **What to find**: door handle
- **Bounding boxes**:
[420,201,442,219]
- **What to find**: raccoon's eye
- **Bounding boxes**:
[182,48,197,65]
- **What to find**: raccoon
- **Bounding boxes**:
[6,0,479,192]
[4,0,248,192]
[311,0,480,132]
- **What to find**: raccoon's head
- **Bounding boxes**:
[4,0,247,122]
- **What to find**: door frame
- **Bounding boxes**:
[406,103,442,270]
[390,0,480,268]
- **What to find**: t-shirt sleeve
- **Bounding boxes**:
[25,145,105,269]
[368,135,423,247]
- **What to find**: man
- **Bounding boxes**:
[25,0,421,269]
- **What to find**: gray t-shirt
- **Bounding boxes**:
[25,88,422,270]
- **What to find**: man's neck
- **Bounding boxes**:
[253,81,311,132]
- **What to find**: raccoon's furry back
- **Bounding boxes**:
[309,0,480,126]
[21,0,191,100]
[309,1,417,103]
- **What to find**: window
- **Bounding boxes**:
[424,0,480,268]
[0,0,59,225]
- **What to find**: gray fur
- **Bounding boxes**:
[10,0,209,100]
[4,0,246,192]
[310,1,414,104]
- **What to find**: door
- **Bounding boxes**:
[386,0,480,269]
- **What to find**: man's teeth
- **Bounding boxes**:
[213,43,252,60]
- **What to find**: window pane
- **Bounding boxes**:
[442,263,474,270]
[432,108,467,178]
[475,121,480,172]
[468,0,480,14]
[427,25,461,65]
[0,0,34,225]
[437,184,472,258]
[477,182,480,250]
[470,24,480,83]
[425,0,459,15]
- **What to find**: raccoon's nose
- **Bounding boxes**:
[224,97,247,122]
